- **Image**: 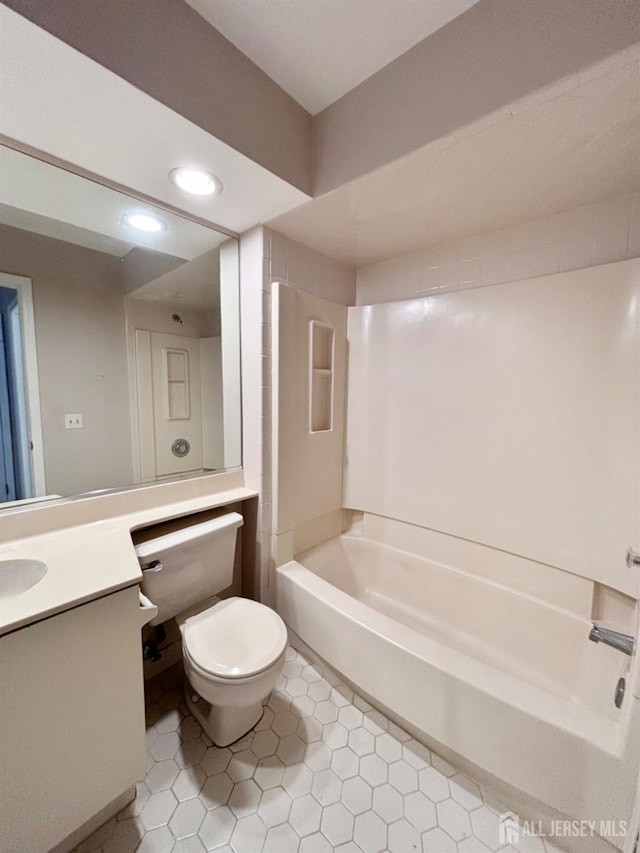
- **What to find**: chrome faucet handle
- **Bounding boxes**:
[626,547,640,568]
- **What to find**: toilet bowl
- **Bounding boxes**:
[134,510,287,746]
[178,597,287,745]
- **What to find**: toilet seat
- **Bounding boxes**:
[182,597,287,680]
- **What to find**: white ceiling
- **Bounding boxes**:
[270,46,640,266]
[184,0,482,115]
[0,145,226,260]
[0,5,309,236]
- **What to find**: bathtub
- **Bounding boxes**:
[275,534,639,837]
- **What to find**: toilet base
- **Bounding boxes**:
[185,687,264,747]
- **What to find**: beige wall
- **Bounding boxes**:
[273,285,348,564]
[268,228,357,306]
[0,224,133,496]
[357,191,640,304]
[312,0,640,193]
[2,0,312,194]
[240,227,355,599]
[345,258,640,598]
[126,298,217,339]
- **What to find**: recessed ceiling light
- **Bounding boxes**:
[122,212,166,233]
[169,167,222,197]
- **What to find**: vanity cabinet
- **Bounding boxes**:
[0,585,146,853]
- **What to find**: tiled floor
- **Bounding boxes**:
[76,646,560,853]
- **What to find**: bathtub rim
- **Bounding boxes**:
[277,557,627,757]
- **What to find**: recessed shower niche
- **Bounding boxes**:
[309,320,334,433]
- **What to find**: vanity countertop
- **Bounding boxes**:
[0,485,257,637]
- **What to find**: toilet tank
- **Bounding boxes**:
[133,511,243,626]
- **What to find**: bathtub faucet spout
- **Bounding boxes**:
[589,624,634,656]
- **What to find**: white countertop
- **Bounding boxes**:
[0,486,257,637]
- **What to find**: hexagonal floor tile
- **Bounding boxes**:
[172,766,206,802]
[102,817,144,853]
[297,717,323,744]
[437,798,473,842]
[342,777,373,816]
[372,783,404,823]
[291,695,316,718]
[229,813,267,853]
[404,790,437,833]
[131,648,506,853]
[363,710,388,736]
[176,738,207,769]
[284,661,303,679]
[289,794,322,837]
[251,729,279,759]
[375,733,402,764]
[255,706,275,732]
[321,802,355,847]
[178,715,202,742]
[285,677,309,698]
[303,741,332,773]
[254,756,286,790]
[228,779,262,818]
[172,836,206,852]
[331,746,360,781]
[200,747,231,776]
[301,664,323,684]
[470,805,503,850]
[200,772,233,808]
[459,836,491,852]
[402,740,432,770]
[227,750,258,783]
[388,760,418,795]
[136,825,174,853]
[258,787,292,828]
[150,732,182,762]
[146,759,180,794]
[307,681,331,703]
[360,753,388,787]
[348,727,375,757]
[263,822,301,853]
[155,709,182,734]
[282,763,314,798]
[338,704,364,730]
[168,798,206,840]
[268,691,292,715]
[277,734,306,765]
[198,806,236,850]
[354,810,388,853]
[299,831,333,853]
[418,766,450,803]
[387,817,420,853]
[273,710,299,737]
[322,721,349,750]
[311,768,342,806]
[139,789,178,831]
[450,773,484,811]
[314,700,339,725]
[421,826,458,852]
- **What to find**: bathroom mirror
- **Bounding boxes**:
[0,144,241,506]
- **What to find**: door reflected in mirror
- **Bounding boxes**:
[0,144,241,507]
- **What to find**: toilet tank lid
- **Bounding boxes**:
[134,512,243,563]
[183,597,287,679]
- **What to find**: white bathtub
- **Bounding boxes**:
[275,534,639,836]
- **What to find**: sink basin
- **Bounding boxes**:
[0,559,47,600]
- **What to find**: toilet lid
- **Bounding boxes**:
[182,597,287,679]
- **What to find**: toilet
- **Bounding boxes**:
[134,511,287,746]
